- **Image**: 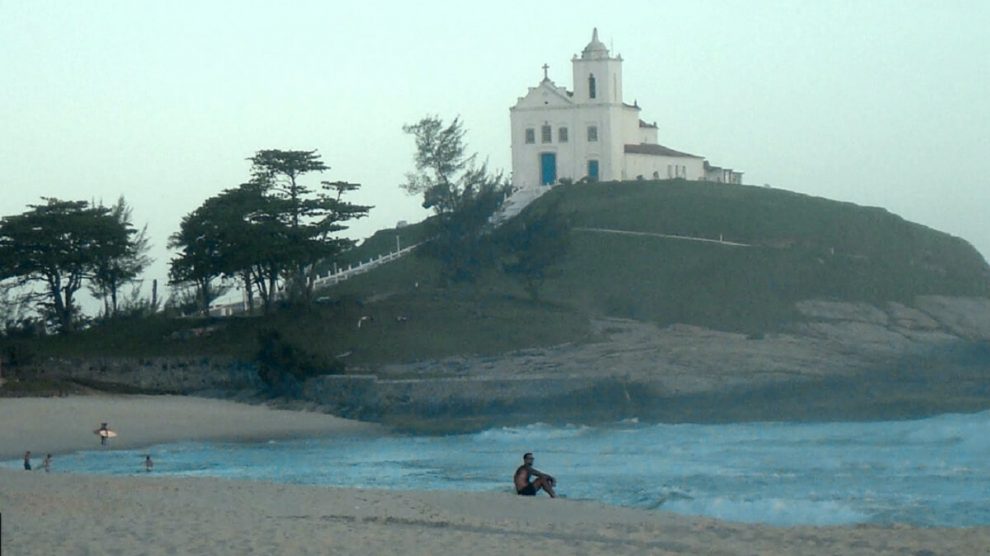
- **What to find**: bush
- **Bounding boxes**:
[255,330,343,393]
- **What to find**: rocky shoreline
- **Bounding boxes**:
[8,296,990,429]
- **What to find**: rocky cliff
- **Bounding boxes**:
[300,296,990,428]
[10,296,990,429]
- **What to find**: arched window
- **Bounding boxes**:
[588,74,597,99]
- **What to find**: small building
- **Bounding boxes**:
[703,161,744,184]
[509,29,741,191]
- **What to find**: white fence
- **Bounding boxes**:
[312,243,421,288]
[207,242,422,316]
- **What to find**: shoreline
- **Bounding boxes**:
[2,395,990,555]
[0,394,381,460]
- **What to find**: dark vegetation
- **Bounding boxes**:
[399,115,514,283]
[4,179,988,385]
[168,149,370,314]
[0,197,150,334]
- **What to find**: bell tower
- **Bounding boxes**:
[572,28,623,105]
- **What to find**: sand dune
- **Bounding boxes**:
[1,395,987,555]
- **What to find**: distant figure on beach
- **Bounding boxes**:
[514,452,556,498]
[145,455,153,472]
[95,422,116,447]
[23,450,31,471]
[42,453,52,472]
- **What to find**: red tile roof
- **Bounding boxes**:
[624,143,702,158]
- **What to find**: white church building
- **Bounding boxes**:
[509,29,742,192]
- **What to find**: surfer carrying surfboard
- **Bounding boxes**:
[95,422,117,446]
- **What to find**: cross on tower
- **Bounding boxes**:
[542,63,549,80]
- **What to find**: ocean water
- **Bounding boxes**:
[8,410,990,527]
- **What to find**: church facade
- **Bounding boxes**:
[509,29,742,191]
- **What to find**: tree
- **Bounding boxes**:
[0,282,37,337]
[401,116,512,282]
[168,150,370,314]
[0,198,132,333]
[167,190,244,315]
[247,150,371,304]
[186,182,289,315]
[497,196,572,301]
[401,117,473,215]
[89,196,153,317]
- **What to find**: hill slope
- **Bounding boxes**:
[346,179,990,335]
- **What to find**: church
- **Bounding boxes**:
[509,29,742,192]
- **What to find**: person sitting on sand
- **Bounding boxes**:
[23,450,31,471]
[514,452,556,498]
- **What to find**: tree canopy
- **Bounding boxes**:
[0,198,134,333]
[496,196,572,301]
[89,196,153,317]
[169,149,371,313]
[401,116,512,282]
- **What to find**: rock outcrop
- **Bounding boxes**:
[11,296,990,428]
[300,296,990,428]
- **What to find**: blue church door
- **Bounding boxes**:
[540,153,557,185]
[587,159,599,182]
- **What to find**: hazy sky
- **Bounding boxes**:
[2,1,988,305]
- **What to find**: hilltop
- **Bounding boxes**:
[5,180,990,426]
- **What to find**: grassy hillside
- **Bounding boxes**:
[335,179,989,334]
[6,180,988,369]
[527,180,990,331]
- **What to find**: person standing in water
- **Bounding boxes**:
[23,451,31,470]
[514,452,557,497]
[42,453,52,472]
[144,455,153,472]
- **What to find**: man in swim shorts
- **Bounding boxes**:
[514,452,556,498]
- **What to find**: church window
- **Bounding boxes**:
[587,126,598,142]
[525,128,535,144]
[558,127,568,143]
[541,124,552,143]
[588,74,597,99]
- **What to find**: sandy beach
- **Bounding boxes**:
[1,396,988,555]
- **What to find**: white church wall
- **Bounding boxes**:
[636,126,658,144]
[620,108,643,144]
[624,154,705,181]
[512,101,610,187]
[609,109,629,180]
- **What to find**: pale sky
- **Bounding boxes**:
[2,1,988,306]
